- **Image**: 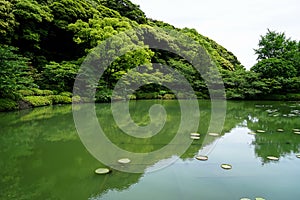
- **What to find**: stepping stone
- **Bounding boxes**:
[256,130,265,133]
[221,164,232,170]
[190,133,200,137]
[294,132,300,135]
[95,168,110,175]
[293,129,300,132]
[208,133,220,137]
[277,129,284,132]
[267,156,279,161]
[118,158,131,164]
[196,156,208,161]
[191,136,200,140]
[248,132,256,135]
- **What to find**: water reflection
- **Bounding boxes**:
[0,101,300,199]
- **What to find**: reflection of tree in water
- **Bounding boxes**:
[0,106,142,200]
[226,101,300,163]
[1,101,300,199]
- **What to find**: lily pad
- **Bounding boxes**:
[190,133,200,137]
[95,168,110,175]
[277,129,284,132]
[221,164,232,170]
[256,130,265,133]
[190,136,200,140]
[118,158,131,164]
[196,156,208,161]
[208,133,220,137]
[267,156,279,161]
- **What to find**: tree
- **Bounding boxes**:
[253,29,300,78]
[99,0,147,24]
[254,29,298,61]
[0,0,17,43]
[0,45,34,98]
[251,58,297,79]
[41,61,79,92]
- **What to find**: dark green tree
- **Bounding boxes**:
[0,45,34,98]
[251,58,297,79]
[254,29,298,60]
[99,0,147,24]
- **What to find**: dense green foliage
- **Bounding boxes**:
[0,0,299,110]
[0,45,35,99]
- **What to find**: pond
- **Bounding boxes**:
[0,100,300,200]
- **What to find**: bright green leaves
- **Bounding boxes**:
[180,28,240,71]
[13,0,53,23]
[69,17,134,48]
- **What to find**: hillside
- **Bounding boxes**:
[0,0,244,111]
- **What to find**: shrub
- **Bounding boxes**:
[18,89,35,96]
[0,99,18,111]
[135,92,158,99]
[163,94,176,100]
[95,89,112,103]
[23,96,52,107]
[59,92,73,97]
[72,95,81,103]
[49,95,72,104]
[31,88,54,96]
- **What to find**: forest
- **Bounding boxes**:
[1,0,300,111]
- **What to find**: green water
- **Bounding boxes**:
[1,100,300,200]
